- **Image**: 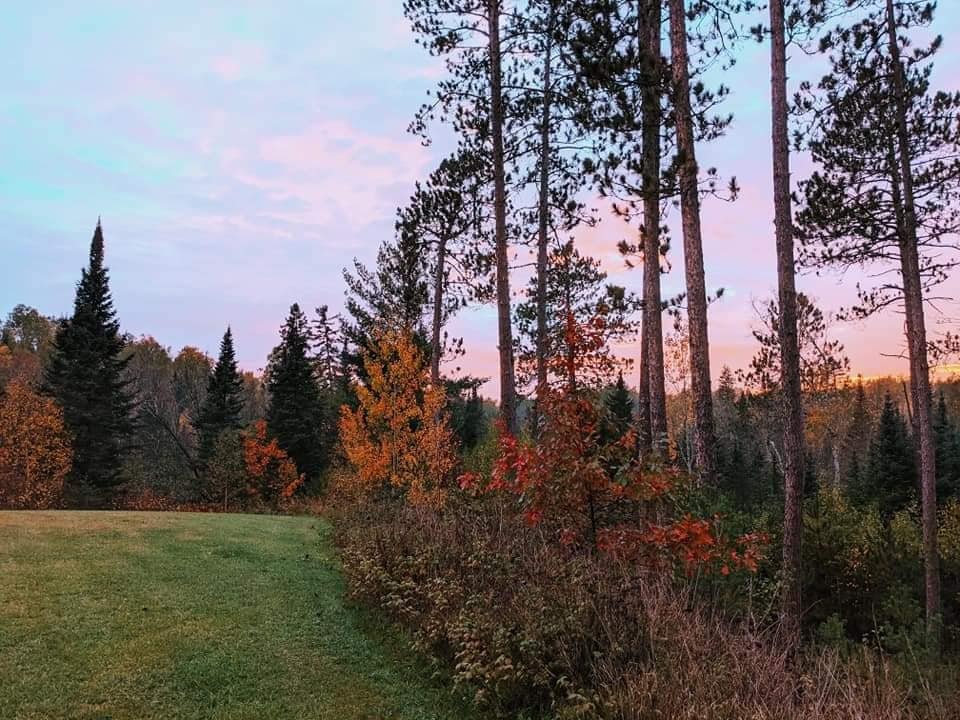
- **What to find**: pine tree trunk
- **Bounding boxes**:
[884,0,940,646]
[641,0,668,452]
[770,0,805,652]
[488,0,518,433]
[668,0,715,482]
[535,7,555,426]
[638,315,652,450]
[563,263,577,393]
[431,234,447,386]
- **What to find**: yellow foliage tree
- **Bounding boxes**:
[0,381,72,508]
[339,329,457,508]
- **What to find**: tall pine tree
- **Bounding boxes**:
[45,220,134,503]
[795,0,960,636]
[196,327,244,466]
[267,304,325,482]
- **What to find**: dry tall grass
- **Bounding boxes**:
[334,500,959,719]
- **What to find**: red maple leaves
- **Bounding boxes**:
[458,312,767,576]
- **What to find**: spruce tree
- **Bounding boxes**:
[861,392,916,516]
[44,220,135,503]
[934,391,959,500]
[267,304,325,482]
[843,379,873,487]
[716,390,772,510]
[447,378,486,451]
[603,371,635,443]
[312,306,343,394]
[849,450,863,491]
[197,327,244,466]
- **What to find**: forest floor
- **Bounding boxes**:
[0,511,480,720]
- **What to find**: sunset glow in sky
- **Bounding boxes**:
[3,2,959,396]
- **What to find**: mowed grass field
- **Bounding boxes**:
[0,511,479,720]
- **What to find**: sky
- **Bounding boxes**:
[2,2,959,397]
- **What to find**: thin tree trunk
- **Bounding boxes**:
[563,257,577,393]
[901,377,914,431]
[431,234,448,386]
[668,0,715,483]
[488,0,518,433]
[535,6,556,430]
[770,0,805,653]
[832,439,841,488]
[885,0,940,645]
[638,315,652,450]
[641,0,668,452]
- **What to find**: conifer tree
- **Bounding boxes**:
[343,230,430,380]
[715,382,774,510]
[860,392,916,516]
[602,371,635,443]
[196,327,244,467]
[404,0,521,433]
[267,304,326,482]
[569,0,737,454]
[667,0,728,483]
[446,378,486,451]
[44,220,134,503]
[312,306,343,394]
[398,151,491,385]
[848,449,863,490]
[743,294,850,394]
[311,305,355,456]
[934,391,959,500]
[515,242,637,393]
[843,379,873,487]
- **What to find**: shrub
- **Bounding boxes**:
[801,490,960,652]
[206,429,246,511]
[241,420,304,508]
[334,499,958,719]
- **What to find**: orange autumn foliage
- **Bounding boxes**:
[0,345,42,389]
[242,420,304,504]
[0,381,72,508]
[339,329,457,509]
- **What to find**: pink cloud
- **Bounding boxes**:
[233,119,431,228]
[209,45,267,82]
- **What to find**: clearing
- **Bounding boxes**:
[0,511,477,720]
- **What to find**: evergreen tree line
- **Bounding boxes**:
[711,376,960,516]
[1,221,489,507]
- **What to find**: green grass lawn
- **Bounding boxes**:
[0,511,479,720]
